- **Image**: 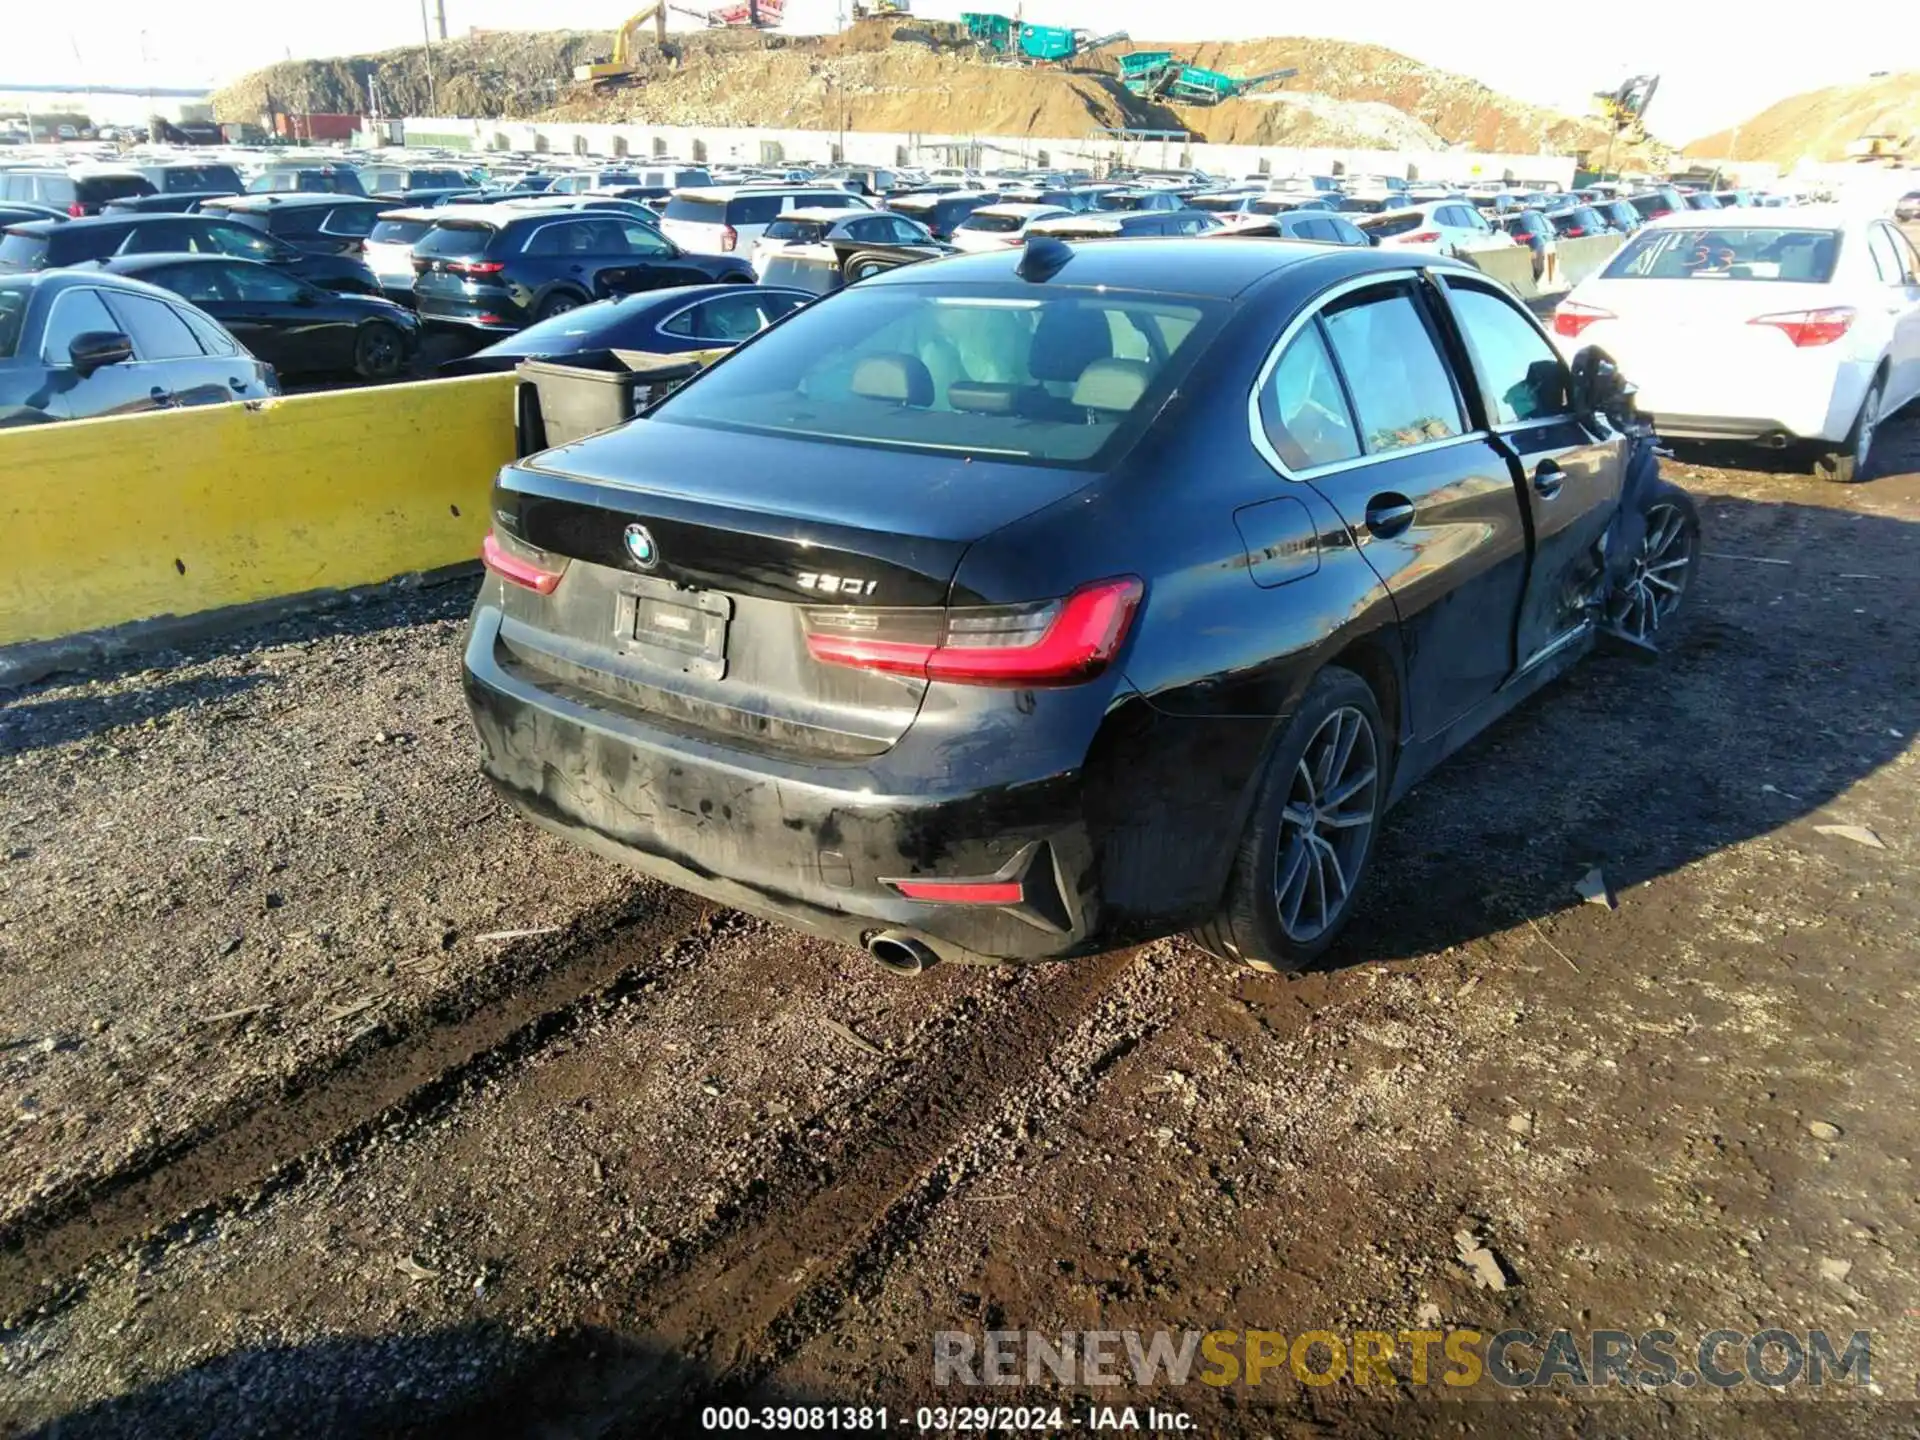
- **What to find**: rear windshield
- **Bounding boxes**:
[0,285,25,357]
[153,166,241,193]
[1359,213,1423,238]
[320,206,379,238]
[411,170,468,189]
[1189,195,1245,212]
[413,223,496,259]
[1337,197,1390,213]
[1603,227,1841,283]
[761,218,829,243]
[0,230,49,269]
[1097,193,1156,211]
[370,218,434,245]
[959,212,1024,233]
[77,175,155,203]
[1629,194,1675,218]
[650,285,1220,468]
[664,194,725,224]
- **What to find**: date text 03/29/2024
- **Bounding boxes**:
[700,1405,1192,1431]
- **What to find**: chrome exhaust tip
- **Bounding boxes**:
[865,931,939,976]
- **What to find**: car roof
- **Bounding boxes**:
[0,267,201,300]
[671,184,858,200]
[212,194,378,211]
[970,203,1069,219]
[373,205,449,223]
[861,235,1377,297]
[779,207,871,223]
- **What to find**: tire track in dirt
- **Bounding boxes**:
[450,939,1207,1435]
[0,887,719,1327]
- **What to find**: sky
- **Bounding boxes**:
[4,0,1914,143]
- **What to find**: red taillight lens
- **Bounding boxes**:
[1553,301,1614,339]
[450,259,506,276]
[68,202,85,217]
[481,528,567,595]
[889,878,1025,905]
[1404,230,1441,243]
[803,576,1144,687]
[1749,306,1855,348]
[1563,226,1586,237]
[720,225,738,252]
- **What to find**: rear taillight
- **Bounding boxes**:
[450,259,506,276]
[68,202,85,217]
[889,877,1025,905]
[1404,230,1440,243]
[1553,301,1614,339]
[481,528,568,595]
[1749,306,1855,348]
[802,576,1143,687]
[1563,226,1586,237]
[720,225,738,252]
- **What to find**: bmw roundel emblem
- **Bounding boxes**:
[624,523,659,570]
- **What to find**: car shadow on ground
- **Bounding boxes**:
[1321,490,1917,970]
[0,671,272,759]
[24,1322,851,1440]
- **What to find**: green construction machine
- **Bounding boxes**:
[1118,51,1298,105]
[962,13,1129,63]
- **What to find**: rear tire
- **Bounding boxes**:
[352,322,406,382]
[1191,666,1388,974]
[1815,376,1882,484]
[534,292,582,323]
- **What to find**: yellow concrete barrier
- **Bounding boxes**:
[0,376,515,650]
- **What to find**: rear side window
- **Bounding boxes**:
[41,288,120,362]
[35,175,78,207]
[153,166,241,193]
[103,292,205,360]
[415,224,496,260]
[320,207,378,238]
[0,230,50,269]
[1319,287,1463,454]
[661,291,801,341]
[962,211,1021,232]
[179,305,239,357]
[1443,282,1568,425]
[1867,226,1907,284]
[664,194,725,224]
[118,220,200,255]
[1258,321,1360,470]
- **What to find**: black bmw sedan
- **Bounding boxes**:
[463,238,1698,973]
[437,283,811,377]
[92,255,420,381]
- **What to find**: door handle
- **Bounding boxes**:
[1532,459,1565,499]
[1364,495,1416,538]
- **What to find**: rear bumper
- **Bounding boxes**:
[461,604,1105,964]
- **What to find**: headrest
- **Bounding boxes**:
[849,353,934,407]
[1030,306,1113,381]
[1071,358,1151,414]
[946,381,1021,415]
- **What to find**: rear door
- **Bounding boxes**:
[1435,272,1623,670]
[1259,275,1529,736]
[1868,222,1920,406]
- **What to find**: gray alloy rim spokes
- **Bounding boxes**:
[1609,502,1694,644]
[1273,705,1379,944]
[1856,389,1879,469]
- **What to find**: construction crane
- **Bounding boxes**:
[1594,74,1660,143]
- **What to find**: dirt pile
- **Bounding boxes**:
[1685,71,1920,164]
[215,27,1617,155]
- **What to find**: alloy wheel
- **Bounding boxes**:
[1854,385,1880,472]
[1273,706,1379,944]
[1608,501,1694,643]
[358,327,400,377]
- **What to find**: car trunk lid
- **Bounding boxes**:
[486,417,1092,758]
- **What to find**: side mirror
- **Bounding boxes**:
[1367,233,1381,247]
[69,330,133,375]
[1569,344,1635,422]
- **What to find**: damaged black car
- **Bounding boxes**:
[462,238,1696,974]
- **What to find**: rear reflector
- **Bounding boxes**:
[1553,300,1614,339]
[889,878,1025,905]
[803,576,1143,687]
[481,528,566,595]
[1748,306,1855,348]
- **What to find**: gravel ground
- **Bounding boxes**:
[2,422,1918,1438]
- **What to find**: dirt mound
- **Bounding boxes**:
[1685,71,1920,165]
[214,28,1617,156]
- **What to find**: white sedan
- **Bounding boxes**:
[1552,207,1920,481]
[948,203,1073,253]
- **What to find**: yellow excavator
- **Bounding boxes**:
[573,2,669,83]
[1594,74,1660,143]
